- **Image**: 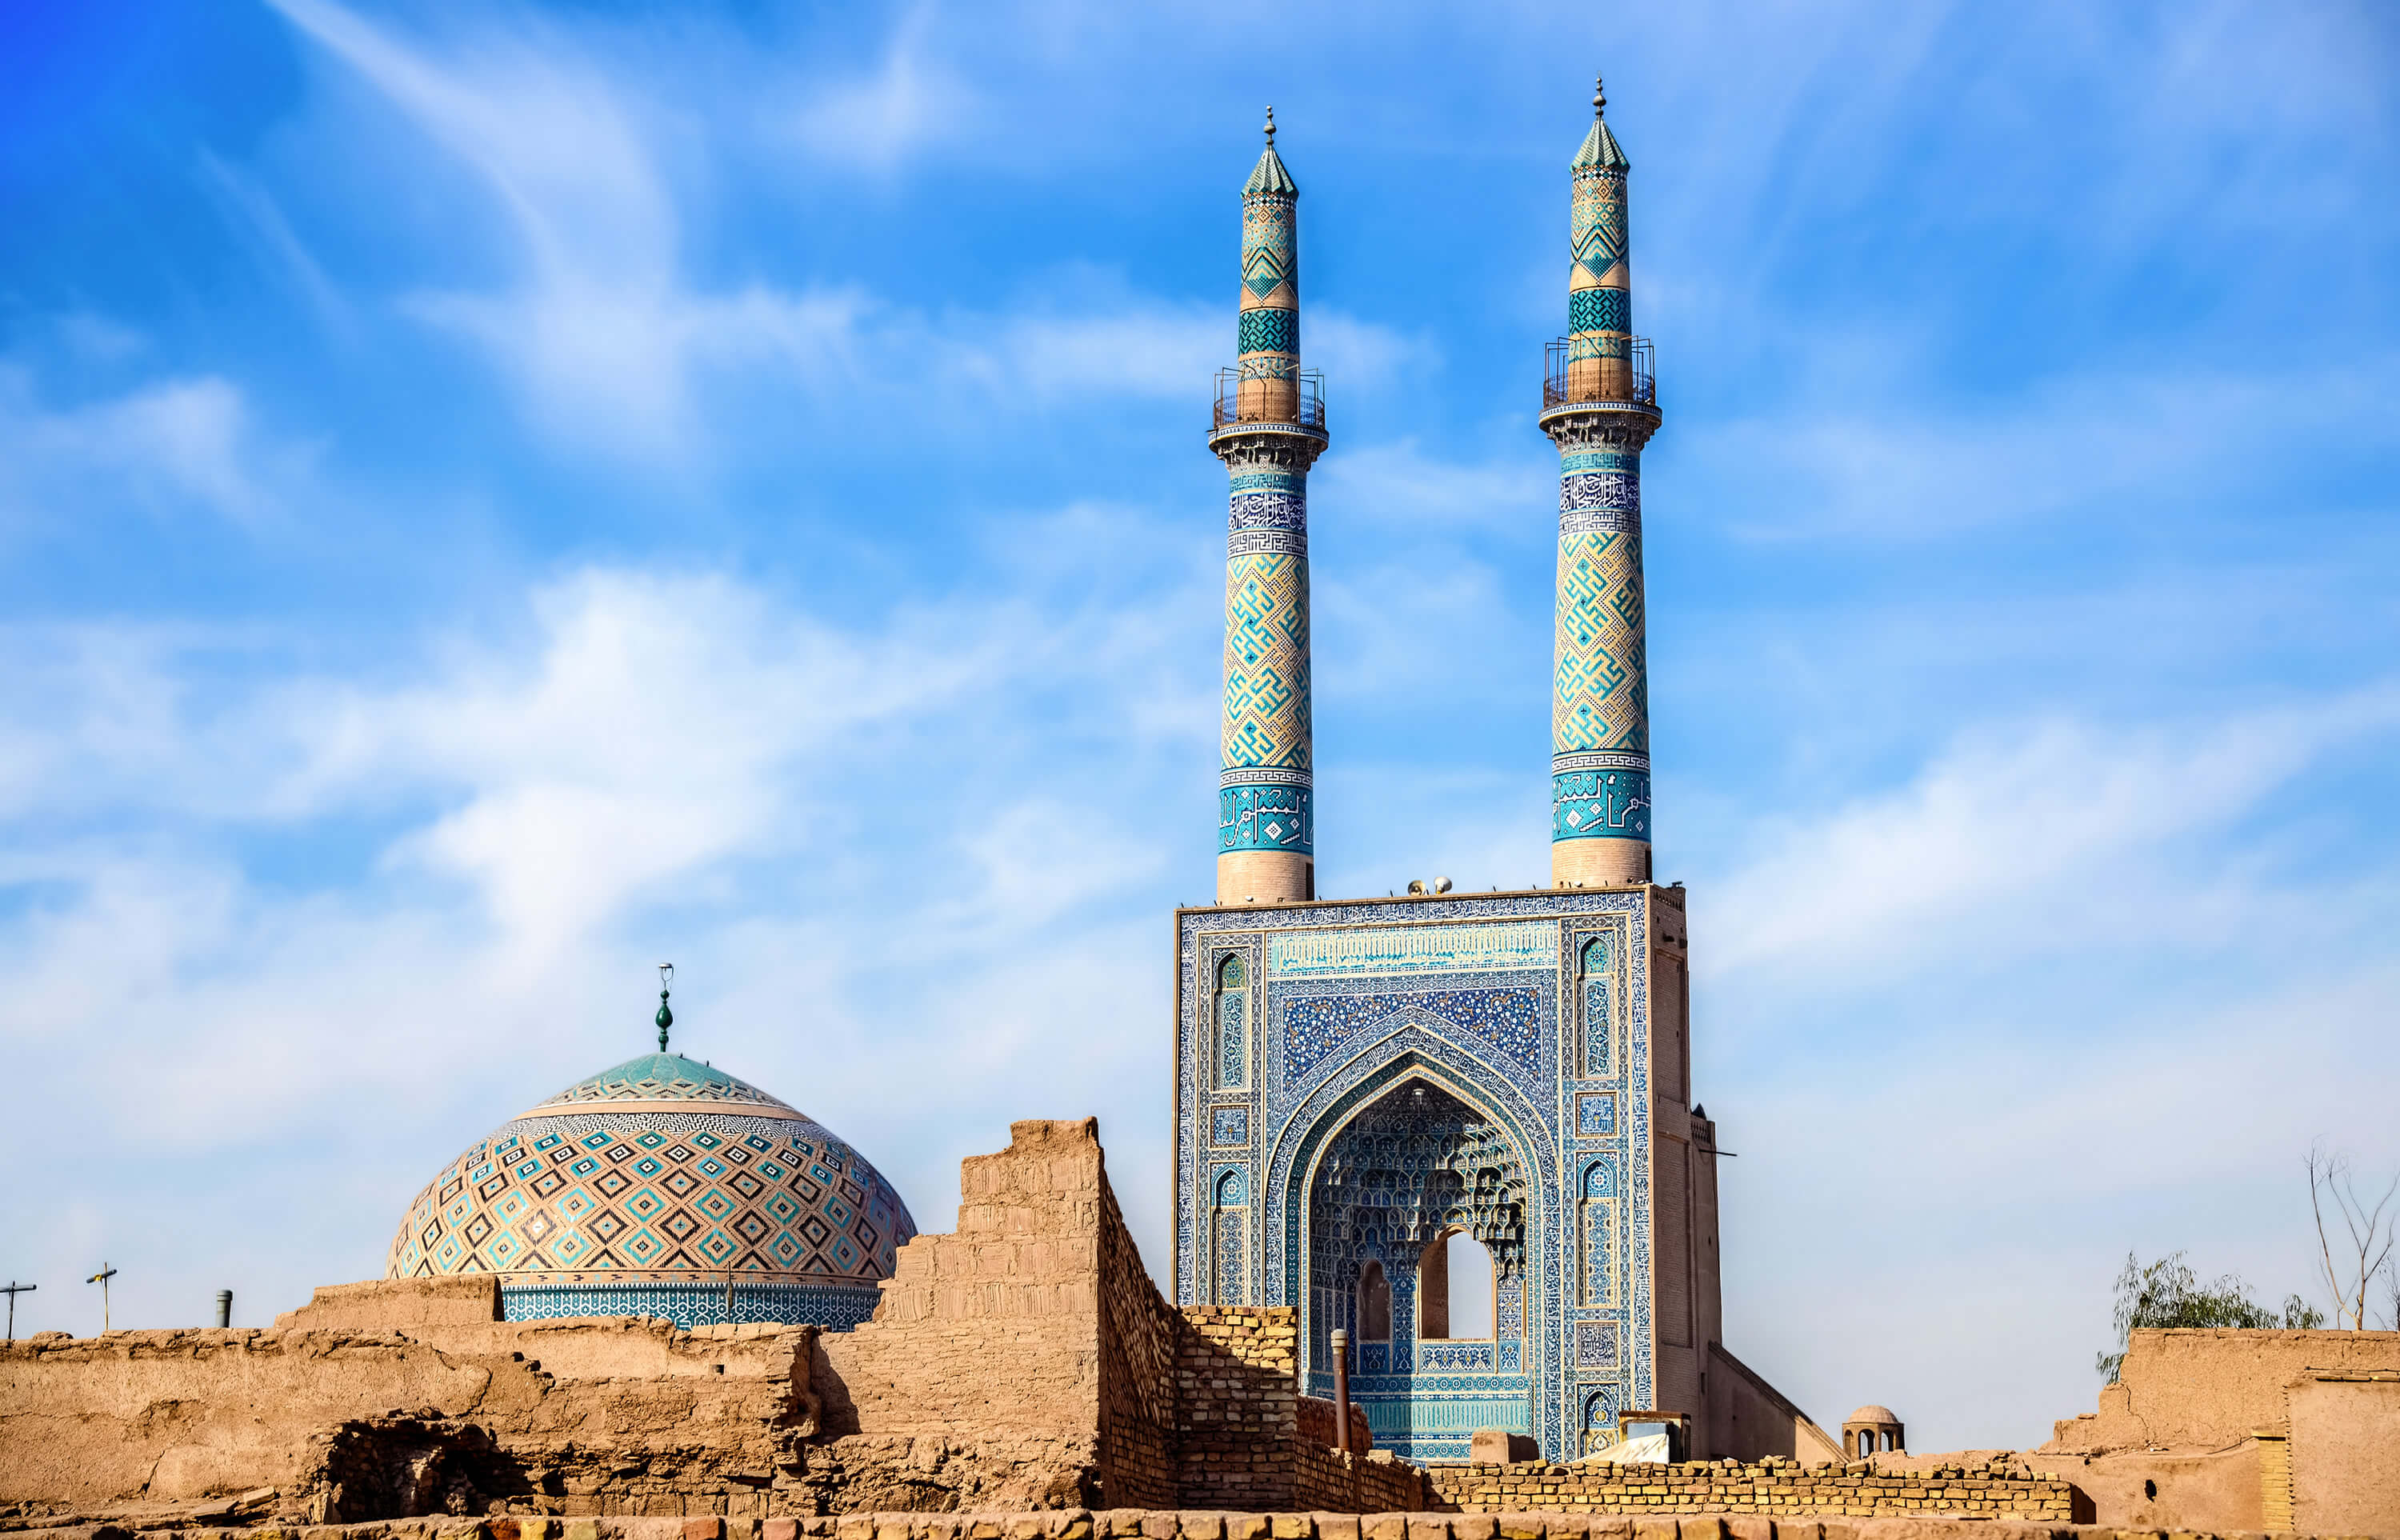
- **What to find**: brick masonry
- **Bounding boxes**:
[1425,1462,2076,1521]
[0,1513,2348,1540]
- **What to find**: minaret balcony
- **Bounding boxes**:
[1541,335,1657,414]
[1210,367,1328,443]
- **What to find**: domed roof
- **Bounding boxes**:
[1846,1405,1902,1425]
[386,1045,917,1327]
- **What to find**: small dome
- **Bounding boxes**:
[387,1050,916,1331]
[1846,1405,1902,1424]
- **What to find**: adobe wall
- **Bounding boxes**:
[1423,1458,2075,1521]
[2287,1372,2400,1534]
[810,1119,1130,1511]
[2025,1326,2400,1532]
[2042,1326,2400,1453]
[0,1318,818,1518]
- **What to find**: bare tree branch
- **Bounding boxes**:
[2306,1140,2400,1330]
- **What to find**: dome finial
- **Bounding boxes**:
[1594,74,1606,119]
[654,962,674,1051]
[1264,106,1276,147]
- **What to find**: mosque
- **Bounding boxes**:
[1170,82,1760,1465]
[377,78,1798,1468]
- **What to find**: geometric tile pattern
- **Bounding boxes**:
[1223,551,1312,769]
[1553,527,1648,756]
[386,1051,917,1333]
[1173,890,1657,1464]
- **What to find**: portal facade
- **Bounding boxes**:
[1172,890,1718,1462]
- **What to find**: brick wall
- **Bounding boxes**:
[0,1510,2362,1540]
[1172,1307,1298,1510]
[1426,1459,2076,1520]
[1097,1150,1181,1508]
[1294,1444,1437,1514]
[1295,1395,1370,1454]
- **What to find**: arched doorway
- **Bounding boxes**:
[1306,1076,1532,1458]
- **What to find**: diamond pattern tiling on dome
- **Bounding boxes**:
[386,1055,917,1327]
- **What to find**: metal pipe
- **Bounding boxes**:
[1329,1327,1351,1456]
[214,1290,232,1329]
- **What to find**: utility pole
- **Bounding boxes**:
[2,1281,33,1341]
[87,1263,118,1334]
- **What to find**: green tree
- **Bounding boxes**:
[2097,1251,2324,1382]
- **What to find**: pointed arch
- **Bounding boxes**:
[1579,934,1614,1078]
[1270,1040,1556,1398]
[1215,954,1250,1090]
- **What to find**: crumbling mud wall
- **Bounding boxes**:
[2030,1326,2400,1531]
[0,1315,820,1518]
[808,1120,1126,1512]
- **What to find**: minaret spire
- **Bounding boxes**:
[1545,71,1660,888]
[1210,108,1324,905]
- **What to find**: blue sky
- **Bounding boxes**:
[2,0,2397,1450]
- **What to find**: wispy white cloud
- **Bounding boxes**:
[0,370,284,531]
[1702,689,2400,989]
[774,2,978,172]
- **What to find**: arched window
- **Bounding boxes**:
[1418,1228,1495,1340]
[1211,1167,1248,1304]
[1579,1161,1616,1306]
[1580,937,1611,1077]
[1356,1258,1391,1342]
[1582,1389,1619,1455]
[1215,955,1249,1090]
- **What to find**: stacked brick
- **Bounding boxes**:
[1098,1171,1181,1507]
[1294,1398,1370,1454]
[0,1514,2337,1540]
[1174,1308,1300,1511]
[1425,1460,2075,1521]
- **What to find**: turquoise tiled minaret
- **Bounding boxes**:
[1545,76,1662,889]
[1211,109,1327,905]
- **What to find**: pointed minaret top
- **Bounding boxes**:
[1573,74,1630,172]
[1245,106,1298,198]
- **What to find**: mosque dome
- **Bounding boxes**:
[386,1033,917,1331]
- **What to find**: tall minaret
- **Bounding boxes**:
[1545,75,1662,889]
[1211,108,1326,905]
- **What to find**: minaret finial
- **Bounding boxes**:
[1594,74,1606,119]
[654,962,674,1051]
[1264,106,1276,146]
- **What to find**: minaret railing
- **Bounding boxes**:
[1543,337,1655,410]
[1213,368,1327,434]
